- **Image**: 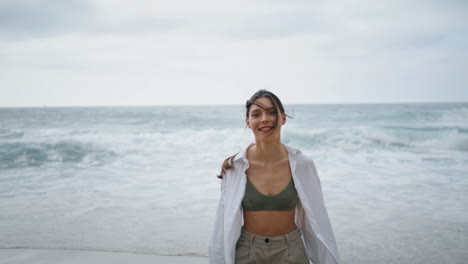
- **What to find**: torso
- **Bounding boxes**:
[242,148,297,236]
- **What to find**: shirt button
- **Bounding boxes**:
[265,238,270,243]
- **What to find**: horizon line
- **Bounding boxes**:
[1,100,468,108]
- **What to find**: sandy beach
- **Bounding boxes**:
[0,249,207,264]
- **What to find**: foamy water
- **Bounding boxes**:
[1,103,467,263]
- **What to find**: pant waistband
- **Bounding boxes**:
[240,228,302,246]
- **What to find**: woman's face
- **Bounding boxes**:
[246,97,286,141]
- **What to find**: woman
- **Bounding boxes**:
[209,90,340,264]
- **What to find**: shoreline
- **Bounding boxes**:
[0,248,207,264]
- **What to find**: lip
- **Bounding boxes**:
[258,126,274,132]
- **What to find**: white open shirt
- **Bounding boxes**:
[208,144,340,264]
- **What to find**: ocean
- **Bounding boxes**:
[0,103,467,264]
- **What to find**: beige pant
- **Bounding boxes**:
[235,228,310,264]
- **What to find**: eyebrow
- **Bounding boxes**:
[250,107,276,112]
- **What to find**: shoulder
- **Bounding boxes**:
[295,153,318,173]
[228,158,247,176]
[220,154,246,179]
[286,146,320,180]
[286,144,317,168]
[297,153,316,167]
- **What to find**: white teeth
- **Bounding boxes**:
[259,127,272,131]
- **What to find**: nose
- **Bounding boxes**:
[261,113,269,123]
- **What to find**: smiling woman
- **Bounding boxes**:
[209,90,340,264]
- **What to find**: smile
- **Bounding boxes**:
[258,126,274,131]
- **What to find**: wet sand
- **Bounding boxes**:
[0,248,207,264]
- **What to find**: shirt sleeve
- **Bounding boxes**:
[299,157,340,264]
[208,177,227,264]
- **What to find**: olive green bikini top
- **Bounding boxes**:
[242,176,298,211]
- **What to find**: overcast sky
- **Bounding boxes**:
[1,0,467,106]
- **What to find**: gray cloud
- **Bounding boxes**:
[0,0,467,106]
[223,11,333,40]
[0,0,183,40]
[0,0,97,39]
[215,0,468,53]
[102,17,183,35]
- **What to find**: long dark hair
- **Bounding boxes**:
[217,89,288,179]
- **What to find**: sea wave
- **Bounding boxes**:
[0,140,116,170]
[0,129,25,139]
[284,125,468,152]
[382,125,468,134]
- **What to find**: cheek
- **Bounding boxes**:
[247,118,258,127]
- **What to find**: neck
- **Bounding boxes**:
[249,141,286,166]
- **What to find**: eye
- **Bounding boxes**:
[269,111,277,115]
[251,113,260,117]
